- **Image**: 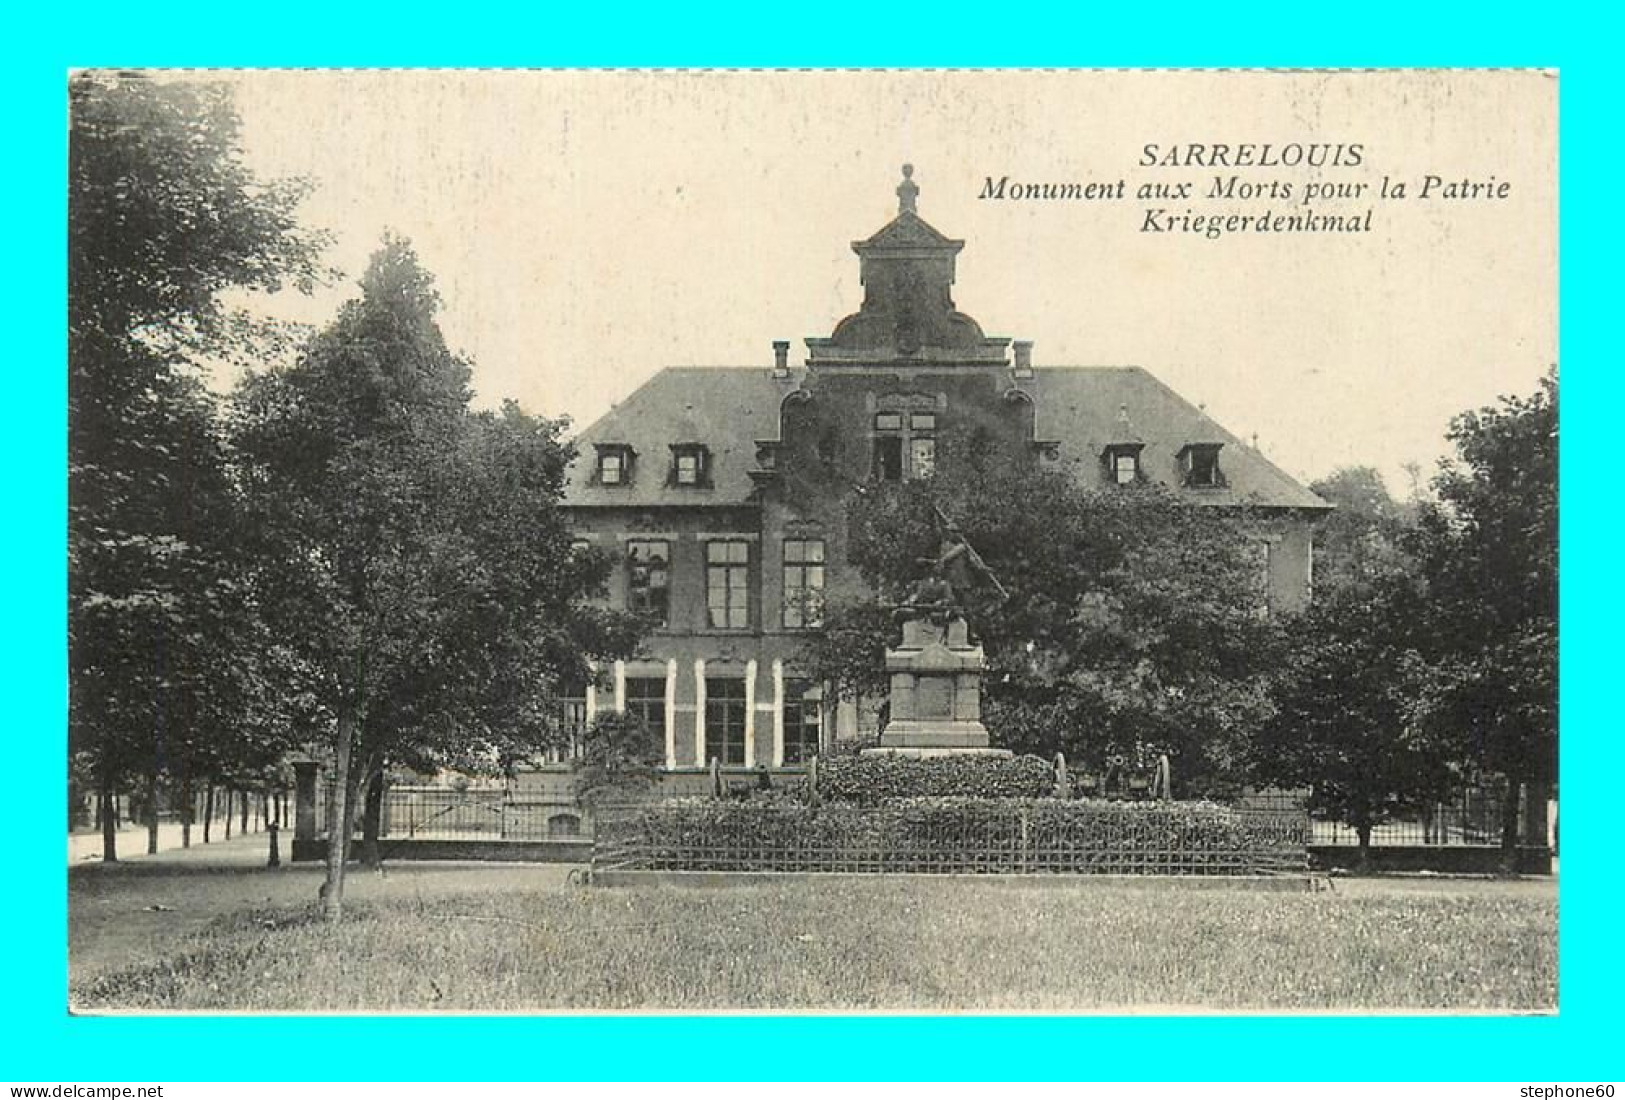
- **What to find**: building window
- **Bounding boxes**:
[782,679,823,765]
[671,444,710,487]
[705,677,748,765]
[782,538,826,629]
[1102,442,1144,486]
[1180,443,1224,488]
[873,435,903,481]
[873,406,937,481]
[626,540,670,626]
[1253,540,1275,618]
[549,684,588,763]
[706,540,750,630]
[595,445,633,486]
[624,676,666,744]
[911,437,936,478]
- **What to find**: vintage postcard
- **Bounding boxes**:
[67,69,1556,1016]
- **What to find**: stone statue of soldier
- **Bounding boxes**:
[892,506,1008,627]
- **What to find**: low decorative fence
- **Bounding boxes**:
[1237,785,1547,849]
[592,797,1309,877]
[380,787,585,841]
[308,784,589,843]
[1310,789,1524,847]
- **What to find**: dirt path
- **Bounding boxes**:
[69,838,576,987]
[68,819,277,865]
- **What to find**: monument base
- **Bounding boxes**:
[868,719,1009,757]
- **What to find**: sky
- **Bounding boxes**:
[211,69,1556,497]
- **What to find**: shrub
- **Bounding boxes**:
[816,753,1055,802]
[605,797,1308,875]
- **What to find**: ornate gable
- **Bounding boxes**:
[806,166,1010,366]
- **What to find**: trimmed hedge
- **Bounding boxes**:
[597,796,1309,875]
[816,753,1056,802]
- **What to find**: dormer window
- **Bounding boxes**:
[872,404,938,481]
[1179,443,1225,488]
[1102,442,1145,486]
[594,444,634,486]
[671,444,711,487]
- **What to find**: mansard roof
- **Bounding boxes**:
[561,166,1327,513]
[562,363,1330,511]
[1028,367,1330,511]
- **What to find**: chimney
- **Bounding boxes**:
[772,340,791,377]
[1012,340,1034,378]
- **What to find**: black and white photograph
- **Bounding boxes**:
[66,69,1557,1014]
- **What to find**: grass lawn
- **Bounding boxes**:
[69,858,1556,1013]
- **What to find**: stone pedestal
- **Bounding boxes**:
[865,615,1010,758]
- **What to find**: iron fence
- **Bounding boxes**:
[313,784,587,842]
[1239,786,1536,847]
[1310,791,1524,847]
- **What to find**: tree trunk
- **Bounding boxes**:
[145,770,159,855]
[1500,776,1523,876]
[241,789,250,835]
[320,705,358,922]
[203,785,214,843]
[98,774,117,863]
[225,790,233,839]
[180,774,192,849]
[361,768,385,867]
[1355,818,1373,875]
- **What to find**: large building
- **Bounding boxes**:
[561,167,1330,773]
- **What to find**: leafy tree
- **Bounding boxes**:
[1307,466,1417,600]
[1413,370,1557,868]
[1254,469,1451,864]
[68,72,326,860]
[232,237,640,917]
[801,438,1284,793]
[571,711,665,807]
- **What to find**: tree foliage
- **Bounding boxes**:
[571,711,665,806]
[69,72,325,368]
[1254,468,1450,856]
[68,72,326,858]
[231,236,642,914]
[801,438,1284,792]
[1413,370,1558,857]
